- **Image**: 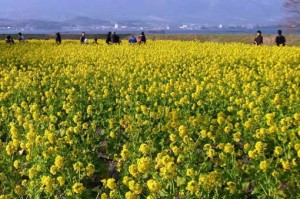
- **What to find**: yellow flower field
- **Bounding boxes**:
[0,40,300,198]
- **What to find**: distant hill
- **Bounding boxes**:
[64,16,112,26]
[0,17,114,29]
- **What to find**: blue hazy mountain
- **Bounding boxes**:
[0,0,284,25]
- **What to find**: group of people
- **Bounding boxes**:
[128,32,147,44]
[74,31,146,45]
[5,32,25,44]
[105,31,121,44]
[72,31,147,45]
[5,30,287,46]
[254,29,286,46]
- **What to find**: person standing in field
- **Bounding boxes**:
[80,32,86,44]
[106,31,112,44]
[140,32,146,44]
[275,30,286,46]
[112,32,121,44]
[5,35,14,44]
[18,32,25,42]
[254,30,263,46]
[56,32,62,44]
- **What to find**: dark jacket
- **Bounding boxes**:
[106,34,112,44]
[56,33,62,44]
[254,35,263,45]
[112,34,120,44]
[80,36,86,44]
[276,35,286,46]
[141,35,146,43]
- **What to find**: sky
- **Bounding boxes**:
[0,0,285,25]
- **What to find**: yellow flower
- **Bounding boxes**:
[28,167,38,179]
[21,180,27,187]
[129,164,139,178]
[87,105,93,115]
[294,113,300,121]
[224,124,233,134]
[109,190,118,197]
[171,146,180,155]
[109,131,116,138]
[259,160,269,171]
[233,132,241,142]
[101,193,108,199]
[207,149,216,158]
[13,160,21,169]
[281,160,290,171]
[255,141,265,153]
[186,168,195,177]
[248,150,257,159]
[274,146,283,156]
[169,133,177,142]
[41,175,54,192]
[125,191,139,199]
[200,130,207,139]
[5,142,17,156]
[265,113,275,121]
[243,143,250,151]
[107,178,117,190]
[14,185,24,196]
[86,163,95,176]
[292,158,297,167]
[272,171,280,177]
[217,114,226,125]
[186,180,198,193]
[147,179,161,193]
[139,143,150,155]
[73,161,84,172]
[226,181,236,194]
[72,182,85,194]
[178,125,188,138]
[57,176,65,186]
[146,196,155,199]
[121,146,130,160]
[122,176,132,186]
[137,157,151,173]
[54,155,64,169]
[50,165,58,175]
[224,143,234,154]
[294,143,300,151]
[133,183,143,194]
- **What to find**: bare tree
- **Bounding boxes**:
[284,0,300,26]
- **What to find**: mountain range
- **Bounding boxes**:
[0,0,285,25]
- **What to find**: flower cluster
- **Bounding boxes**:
[0,40,300,198]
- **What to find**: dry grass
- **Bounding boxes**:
[1,33,300,46]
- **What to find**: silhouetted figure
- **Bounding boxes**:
[93,38,98,44]
[56,32,62,44]
[140,32,146,44]
[276,30,286,46]
[128,35,137,44]
[18,32,25,42]
[254,30,263,46]
[106,32,112,44]
[80,32,86,44]
[112,32,121,44]
[5,35,14,44]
